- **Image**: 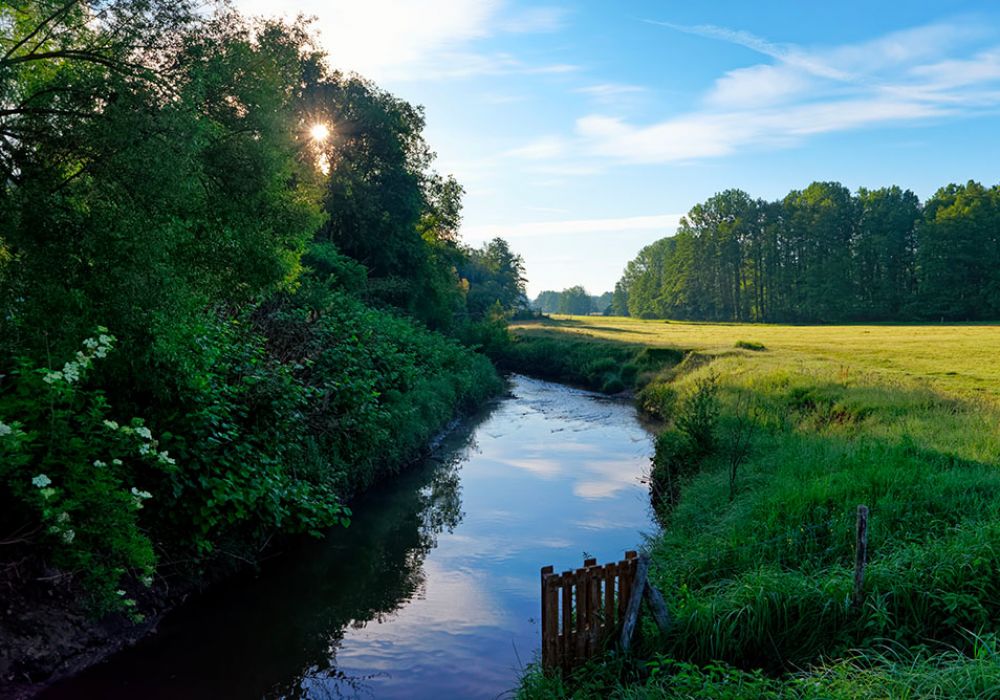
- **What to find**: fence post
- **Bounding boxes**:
[643,580,671,636]
[619,553,649,652]
[853,504,869,610]
[541,565,554,668]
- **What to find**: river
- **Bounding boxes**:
[44,375,656,699]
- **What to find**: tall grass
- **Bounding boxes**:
[512,317,1000,698]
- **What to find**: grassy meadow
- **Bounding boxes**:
[512,316,1000,403]
[511,316,1000,699]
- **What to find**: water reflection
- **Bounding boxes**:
[44,375,655,699]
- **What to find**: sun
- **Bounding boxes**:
[309,123,330,142]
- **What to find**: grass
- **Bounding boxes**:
[510,316,1000,699]
[511,316,1000,404]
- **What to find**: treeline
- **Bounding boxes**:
[533,287,612,315]
[613,182,1000,322]
[0,0,524,634]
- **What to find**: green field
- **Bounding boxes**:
[512,316,1000,699]
[512,316,1000,403]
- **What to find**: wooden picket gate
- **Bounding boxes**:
[540,550,639,671]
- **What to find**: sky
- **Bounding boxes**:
[236,0,1000,298]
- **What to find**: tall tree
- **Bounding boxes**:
[558,285,593,315]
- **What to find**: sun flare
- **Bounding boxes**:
[309,123,330,142]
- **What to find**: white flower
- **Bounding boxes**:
[61,362,80,383]
[0,422,11,437]
[32,474,52,488]
[84,338,99,350]
[157,451,176,466]
[130,487,152,500]
[98,334,112,345]
[56,511,70,523]
[112,459,123,466]
[43,372,62,384]
[93,460,106,468]
[136,426,152,440]
[103,420,119,430]
[138,443,151,456]
[116,589,126,596]
[61,529,75,544]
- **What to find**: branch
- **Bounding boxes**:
[2,0,81,63]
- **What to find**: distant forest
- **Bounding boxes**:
[533,287,612,315]
[613,181,1000,322]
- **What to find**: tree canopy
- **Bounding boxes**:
[614,181,998,322]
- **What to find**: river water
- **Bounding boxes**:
[45,375,656,699]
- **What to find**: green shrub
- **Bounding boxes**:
[0,330,160,614]
[650,429,698,510]
[675,373,720,455]
[602,377,626,394]
[621,362,640,384]
[638,383,678,420]
[734,340,767,351]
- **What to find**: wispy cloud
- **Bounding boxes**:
[463,213,683,240]
[572,20,1000,163]
[503,135,569,159]
[575,83,648,99]
[498,6,569,33]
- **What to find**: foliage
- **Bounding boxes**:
[674,373,720,456]
[612,182,1000,322]
[532,287,611,315]
[494,332,681,394]
[0,1,509,633]
[0,331,160,614]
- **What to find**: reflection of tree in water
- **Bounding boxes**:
[262,449,467,699]
[44,436,474,700]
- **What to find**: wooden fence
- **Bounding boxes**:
[539,505,871,673]
[540,551,639,671]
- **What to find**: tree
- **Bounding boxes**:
[533,290,562,313]
[558,285,593,315]
[461,237,527,318]
[611,282,629,316]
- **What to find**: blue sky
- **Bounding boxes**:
[238,0,1000,297]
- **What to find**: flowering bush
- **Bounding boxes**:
[0,329,166,614]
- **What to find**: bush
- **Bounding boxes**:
[602,377,626,394]
[0,330,160,614]
[650,429,698,510]
[638,383,678,420]
[675,373,720,455]
[734,340,767,351]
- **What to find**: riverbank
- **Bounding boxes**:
[1,334,502,700]
[510,317,1000,699]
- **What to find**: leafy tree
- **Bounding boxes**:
[613,179,1000,323]
[558,285,593,315]
[461,237,528,319]
[533,290,562,313]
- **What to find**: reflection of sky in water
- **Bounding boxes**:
[42,375,655,700]
[330,375,655,698]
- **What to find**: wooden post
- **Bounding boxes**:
[853,505,869,610]
[643,581,671,636]
[540,566,556,669]
[560,569,573,670]
[574,567,588,659]
[603,563,616,631]
[588,563,601,651]
[619,553,649,652]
